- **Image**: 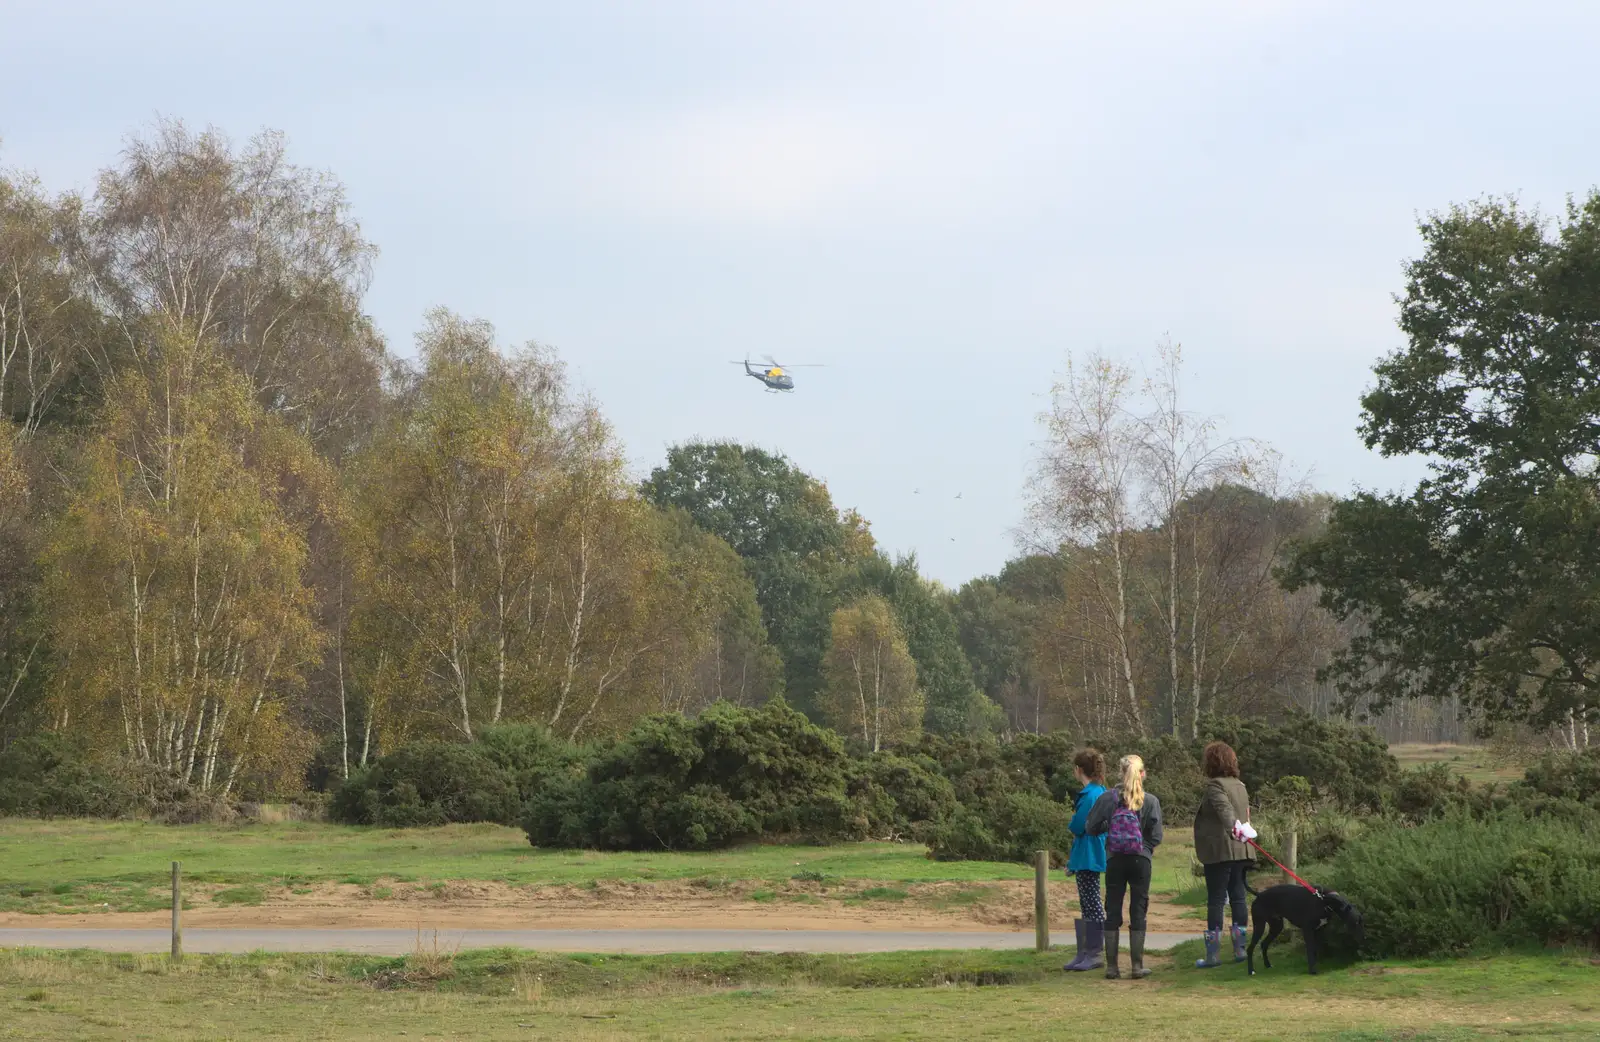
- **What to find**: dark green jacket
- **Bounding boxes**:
[1192,776,1254,866]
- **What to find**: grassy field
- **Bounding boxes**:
[0,820,1200,916]
[1,943,1594,1041]
[1390,743,1527,786]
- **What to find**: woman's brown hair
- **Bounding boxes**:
[1073,748,1106,783]
[1203,740,1240,780]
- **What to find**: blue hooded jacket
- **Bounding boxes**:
[1066,780,1108,872]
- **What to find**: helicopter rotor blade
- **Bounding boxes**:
[759,357,825,368]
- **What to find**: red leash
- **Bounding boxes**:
[1242,836,1317,894]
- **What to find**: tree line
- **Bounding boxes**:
[4,121,1594,802]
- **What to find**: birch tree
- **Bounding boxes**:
[80,119,384,456]
[820,595,922,752]
[1136,339,1256,738]
[1028,354,1147,734]
[1,171,96,436]
[347,310,684,744]
[42,327,329,794]
[346,312,543,740]
[0,423,37,735]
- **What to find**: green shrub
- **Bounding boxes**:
[694,701,856,838]
[1326,810,1600,956]
[1298,811,1360,864]
[0,734,136,818]
[925,792,1072,866]
[0,734,225,821]
[1202,712,1399,813]
[331,741,520,827]
[997,731,1079,802]
[524,702,857,851]
[1388,762,1473,822]
[848,753,957,841]
[1380,749,1600,825]
[474,723,583,806]
[906,732,1072,864]
[1521,748,1600,805]
[1122,734,1205,820]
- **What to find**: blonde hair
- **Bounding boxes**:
[1119,754,1146,811]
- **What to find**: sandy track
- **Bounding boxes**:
[0,879,1199,933]
[0,926,1206,954]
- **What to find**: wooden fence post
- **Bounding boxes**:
[1285,829,1299,875]
[1033,850,1050,952]
[171,861,182,962]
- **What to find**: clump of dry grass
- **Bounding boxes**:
[365,929,459,989]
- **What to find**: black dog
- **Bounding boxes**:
[1245,882,1365,976]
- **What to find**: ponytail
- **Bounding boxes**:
[1119,754,1145,811]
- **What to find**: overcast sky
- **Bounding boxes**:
[6,1,1599,586]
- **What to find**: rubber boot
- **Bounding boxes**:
[1103,928,1121,979]
[1129,930,1152,979]
[1077,920,1105,971]
[1062,919,1087,971]
[1194,929,1222,968]
[1231,924,1248,963]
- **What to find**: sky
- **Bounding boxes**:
[5,0,1600,586]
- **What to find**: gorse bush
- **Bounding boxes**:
[1521,748,1600,805]
[311,702,1426,867]
[331,740,521,827]
[1326,810,1600,956]
[1297,810,1360,864]
[524,702,862,851]
[1379,748,1600,826]
[1387,763,1473,823]
[848,752,958,841]
[925,793,1072,866]
[907,733,1065,863]
[1201,712,1398,812]
[0,733,233,822]
[0,734,137,819]
[473,724,585,807]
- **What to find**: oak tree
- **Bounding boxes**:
[1284,194,1600,745]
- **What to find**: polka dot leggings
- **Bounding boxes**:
[1075,870,1104,923]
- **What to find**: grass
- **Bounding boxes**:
[1,820,1210,915]
[0,881,171,916]
[1390,743,1528,786]
[0,944,1593,1041]
[922,884,1000,910]
[0,819,1047,891]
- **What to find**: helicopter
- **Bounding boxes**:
[732,356,823,392]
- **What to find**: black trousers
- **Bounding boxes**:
[1104,854,1151,932]
[1204,859,1251,931]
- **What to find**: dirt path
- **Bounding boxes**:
[0,879,1200,933]
[0,926,1205,954]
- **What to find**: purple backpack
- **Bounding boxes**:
[1106,790,1145,856]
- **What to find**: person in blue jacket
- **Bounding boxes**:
[1062,747,1108,971]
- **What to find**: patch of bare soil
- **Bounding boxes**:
[0,878,1195,933]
